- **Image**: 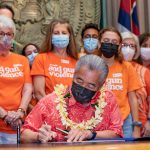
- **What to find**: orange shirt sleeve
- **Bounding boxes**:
[127,62,143,92]
[145,69,150,96]
[31,54,45,75]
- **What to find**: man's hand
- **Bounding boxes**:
[38,124,57,143]
[143,121,150,137]
[66,129,93,142]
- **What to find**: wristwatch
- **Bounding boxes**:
[132,121,142,127]
[147,118,150,121]
[88,131,97,140]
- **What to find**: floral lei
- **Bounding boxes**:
[55,84,107,130]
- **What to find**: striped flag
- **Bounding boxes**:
[118,0,140,35]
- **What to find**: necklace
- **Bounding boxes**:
[54,84,107,130]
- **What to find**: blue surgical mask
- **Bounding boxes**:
[52,35,69,49]
[83,38,98,53]
[27,52,38,65]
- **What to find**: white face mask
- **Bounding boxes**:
[140,47,150,61]
[121,47,135,61]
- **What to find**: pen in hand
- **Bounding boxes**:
[44,122,68,135]
[43,121,57,140]
[44,121,48,126]
[56,127,69,135]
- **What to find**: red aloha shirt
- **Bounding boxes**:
[21,87,123,141]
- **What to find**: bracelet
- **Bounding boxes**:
[132,121,142,127]
[17,108,26,116]
[147,118,150,121]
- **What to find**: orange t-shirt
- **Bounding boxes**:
[145,69,150,96]
[31,52,77,94]
[0,53,32,133]
[132,62,150,124]
[146,65,150,70]
[105,61,142,120]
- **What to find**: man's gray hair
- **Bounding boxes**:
[75,54,108,84]
[0,15,16,36]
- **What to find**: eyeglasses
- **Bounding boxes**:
[0,32,14,38]
[121,43,136,49]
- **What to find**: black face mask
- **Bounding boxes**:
[71,82,96,104]
[100,42,119,58]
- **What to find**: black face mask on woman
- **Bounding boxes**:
[100,42,119,58]
[71,82,96,104]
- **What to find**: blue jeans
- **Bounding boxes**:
[0,132,17,144]
[123,114,133,138]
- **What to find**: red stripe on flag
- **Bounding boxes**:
[131,0,135,6]
[120,0,131,13]
[132,22,140,35]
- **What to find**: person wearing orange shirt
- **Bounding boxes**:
[22,43,40,112]
[121,32,150,137]
[138,33,150,70]
[31,19,78,101]
[78,23,100,58]
[0,16,32,144]
[99,27,142,138]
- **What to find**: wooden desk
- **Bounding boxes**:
[0,141,149,150]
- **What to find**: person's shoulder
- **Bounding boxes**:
[39,91,58,106]
[133,61,148,71]
[35,52,52,60]
[69,57,77,63]
[122,61,133,67]
[105,89,115,99]
[37,52,48,57]
[119,61,135,71]
[65,55,77,65]
[104,89,117,104]
[11,53,28,61]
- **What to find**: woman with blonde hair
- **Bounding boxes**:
[31,18,78,101]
